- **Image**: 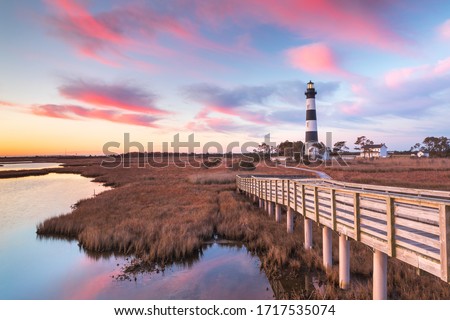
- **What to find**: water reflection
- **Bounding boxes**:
[0,162,62,171]
[62,242,274,300]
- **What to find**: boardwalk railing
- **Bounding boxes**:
[236,175,450,299]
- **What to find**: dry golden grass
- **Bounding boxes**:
[188,172,237,185]
[323,157,450,190]
[5,155,449,299]
[34,158,309,259]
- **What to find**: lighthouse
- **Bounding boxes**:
[305,81,319,159]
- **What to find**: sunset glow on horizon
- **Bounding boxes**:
[1,0,450,156]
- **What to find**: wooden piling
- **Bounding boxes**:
[275,203,282,223]
[268,201,274,217]
[373,250,387,300]
[304,218,313,250]
[339,234,350,290]
[287,207,294,233]
[323,226,332,272]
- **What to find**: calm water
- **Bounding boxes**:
[0,173,273,299]
[0,162,62,171]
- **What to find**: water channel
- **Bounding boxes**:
[0,168,274,299]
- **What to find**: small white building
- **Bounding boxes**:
[411,151,430,158]
[360,144,388,158]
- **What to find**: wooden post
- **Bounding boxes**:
[373,250,387,300]
[282,180,285,206]
[259,180,262,199]
[314,186,319,223]
[439,204,450,282]
[294,181,298,213]
[301,185,306,217]
[287,180,291,210]
[386,197,396,257]
[354,192,361,241]
[256,179,258,198]
[268,201,274,217]
[331,189,337,231]
[264,181,267,210]
[275,180,278,203]
[252,179,257,203]
[270,180,273,202]
[275,203,282,223]
[339,234,350,289]
[252,179,255,202]
[304,218,313,250]
[287,207,294,233]
[265,180,268,201]
[258,180,263,208]
[323,226,332,272]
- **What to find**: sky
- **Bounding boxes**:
[1,0,450,156]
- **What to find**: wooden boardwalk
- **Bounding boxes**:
[236,174,450,299]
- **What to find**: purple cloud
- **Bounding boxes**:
[58,78,168,114]
[33,104,159,127]
[183,80,340,128]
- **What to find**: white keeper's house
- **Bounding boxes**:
[360,143,388,158]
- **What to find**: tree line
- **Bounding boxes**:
[254,135,450,160]
[410,136,450,157]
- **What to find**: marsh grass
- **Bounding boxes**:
[324,157,450,190]
[22,156,450,299]
[188,172,237,185]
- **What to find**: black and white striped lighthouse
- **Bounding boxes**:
[305,80,318,144]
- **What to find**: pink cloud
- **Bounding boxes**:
[285,43,348,76]
[384,57,450,88]
[44,0,133,64]
[0,100,20,107]
[198,105,268,124]
[42,1,172,65]
[335,54,450,121]
[46,0,127,45]
[42,0,407,72]
[433,57,450,75]
[184,83,274,126]
[191,104,269,127]
[78,47,121,67]
[58,79,169,114]
[33,104,159,127]
[121,5,233,54]
[29,77,170,127]
[194,0,408,52]
[43,0,246,68]
[438,19,450,39]
[350,83,368,96]
[187,104,268,133]
[384,66,426,88]
[338,101,363,116]
[32,104,74,119]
